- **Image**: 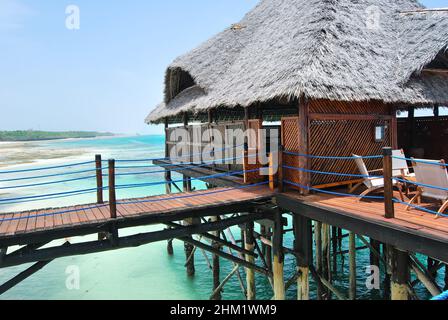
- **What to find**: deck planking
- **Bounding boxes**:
[0,186,273,241]
[283,191,448,241]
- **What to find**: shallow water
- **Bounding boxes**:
[0,136,441,300]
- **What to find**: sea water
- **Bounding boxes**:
[0,136,439,300]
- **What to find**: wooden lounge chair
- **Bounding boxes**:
[392,149,415,179]
[351,155,404,202]
[407,159,448,218]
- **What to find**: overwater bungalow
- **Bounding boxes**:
[146,0,447,185]
[145,0,448,300]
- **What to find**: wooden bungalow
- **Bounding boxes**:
[146,0,448,193]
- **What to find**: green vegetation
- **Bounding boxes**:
[0,130,114,142]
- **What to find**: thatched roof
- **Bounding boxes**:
[146,0,448,124]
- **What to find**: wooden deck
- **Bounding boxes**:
[277,191,448,262]
[0,186,274,247]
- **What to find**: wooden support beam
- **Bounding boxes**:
[383,148,395,219]
[293,215,312,300]
[0,260,52,295]
[298,96,310,195]
[410,258,441,297]
[408,107,415,148]
[245,221,256,300]
[272,209,285,300]
[315,221,323,299]
[391,248,410,300]
[349,232,357,300]
[209,265,239,300]
[95,155,104,204]
[0,248,6,265]
[332,227,338,276]
[322,224,331,299]
[211,216,221,300]
[434,106,440,118]
[0,213,266,269]
[181,237,271,276]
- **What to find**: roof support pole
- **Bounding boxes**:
[298,96,310,195]
[434,105,440,118]
[408,106,415,148]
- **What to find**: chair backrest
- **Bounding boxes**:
[392,149,411,177]
[412,159,448,200]
[353,155,372,188]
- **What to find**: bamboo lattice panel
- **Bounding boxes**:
[281,117,301,189]
[309,118,391,186]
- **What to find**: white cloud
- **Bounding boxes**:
[0,0,35,31]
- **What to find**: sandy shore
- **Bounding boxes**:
[0,140,90,169]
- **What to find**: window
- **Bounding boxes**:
[374,125,385,142]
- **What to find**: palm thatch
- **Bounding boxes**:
[146,0,448,124]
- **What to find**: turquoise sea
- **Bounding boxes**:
[0,135,441,300]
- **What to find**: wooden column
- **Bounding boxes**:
[245,221,256,300]
[293,215,312,300]
[445,264,448,291]
[211,216,221,300]
[390,107,398,149]
[383,147,395,219]
[315,221,323,299]
[332,227,338,275]
[349,232,357,300]
[434,105,440,118]
[391,248,410,300]
[164,119,172,195]
[95,155,103,204]
[298,96,310,195]
[370,238,381,269]
[322,224,331,299]
[272,209,285,300]
[408,107,415,148]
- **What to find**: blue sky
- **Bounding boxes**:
[0,0,445,135]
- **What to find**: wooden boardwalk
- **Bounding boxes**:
[0,185,273,246]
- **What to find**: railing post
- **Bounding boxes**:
[95,155,104,204]
[278,145,284,193]
[383,147,395,219]
[108,159,117,219]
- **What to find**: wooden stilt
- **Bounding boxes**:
[410,258,441,297]
[383,244,392,299]
[272,210,285,300]
[266,228,273,271]
[391,248,410,300]
[182,172,195,277]
[322,224,330,299]
[245,221,256,300]
[349,232,356,300]
[444,264,448,291]
[167,238,174,256]
[315,221,323,300]
[293,215,312,300]
[370,238,381,268]
[211,216,221,300]
[0,260,53,295]
[332,226,338,276]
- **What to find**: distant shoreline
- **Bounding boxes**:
[0,131,115,142]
